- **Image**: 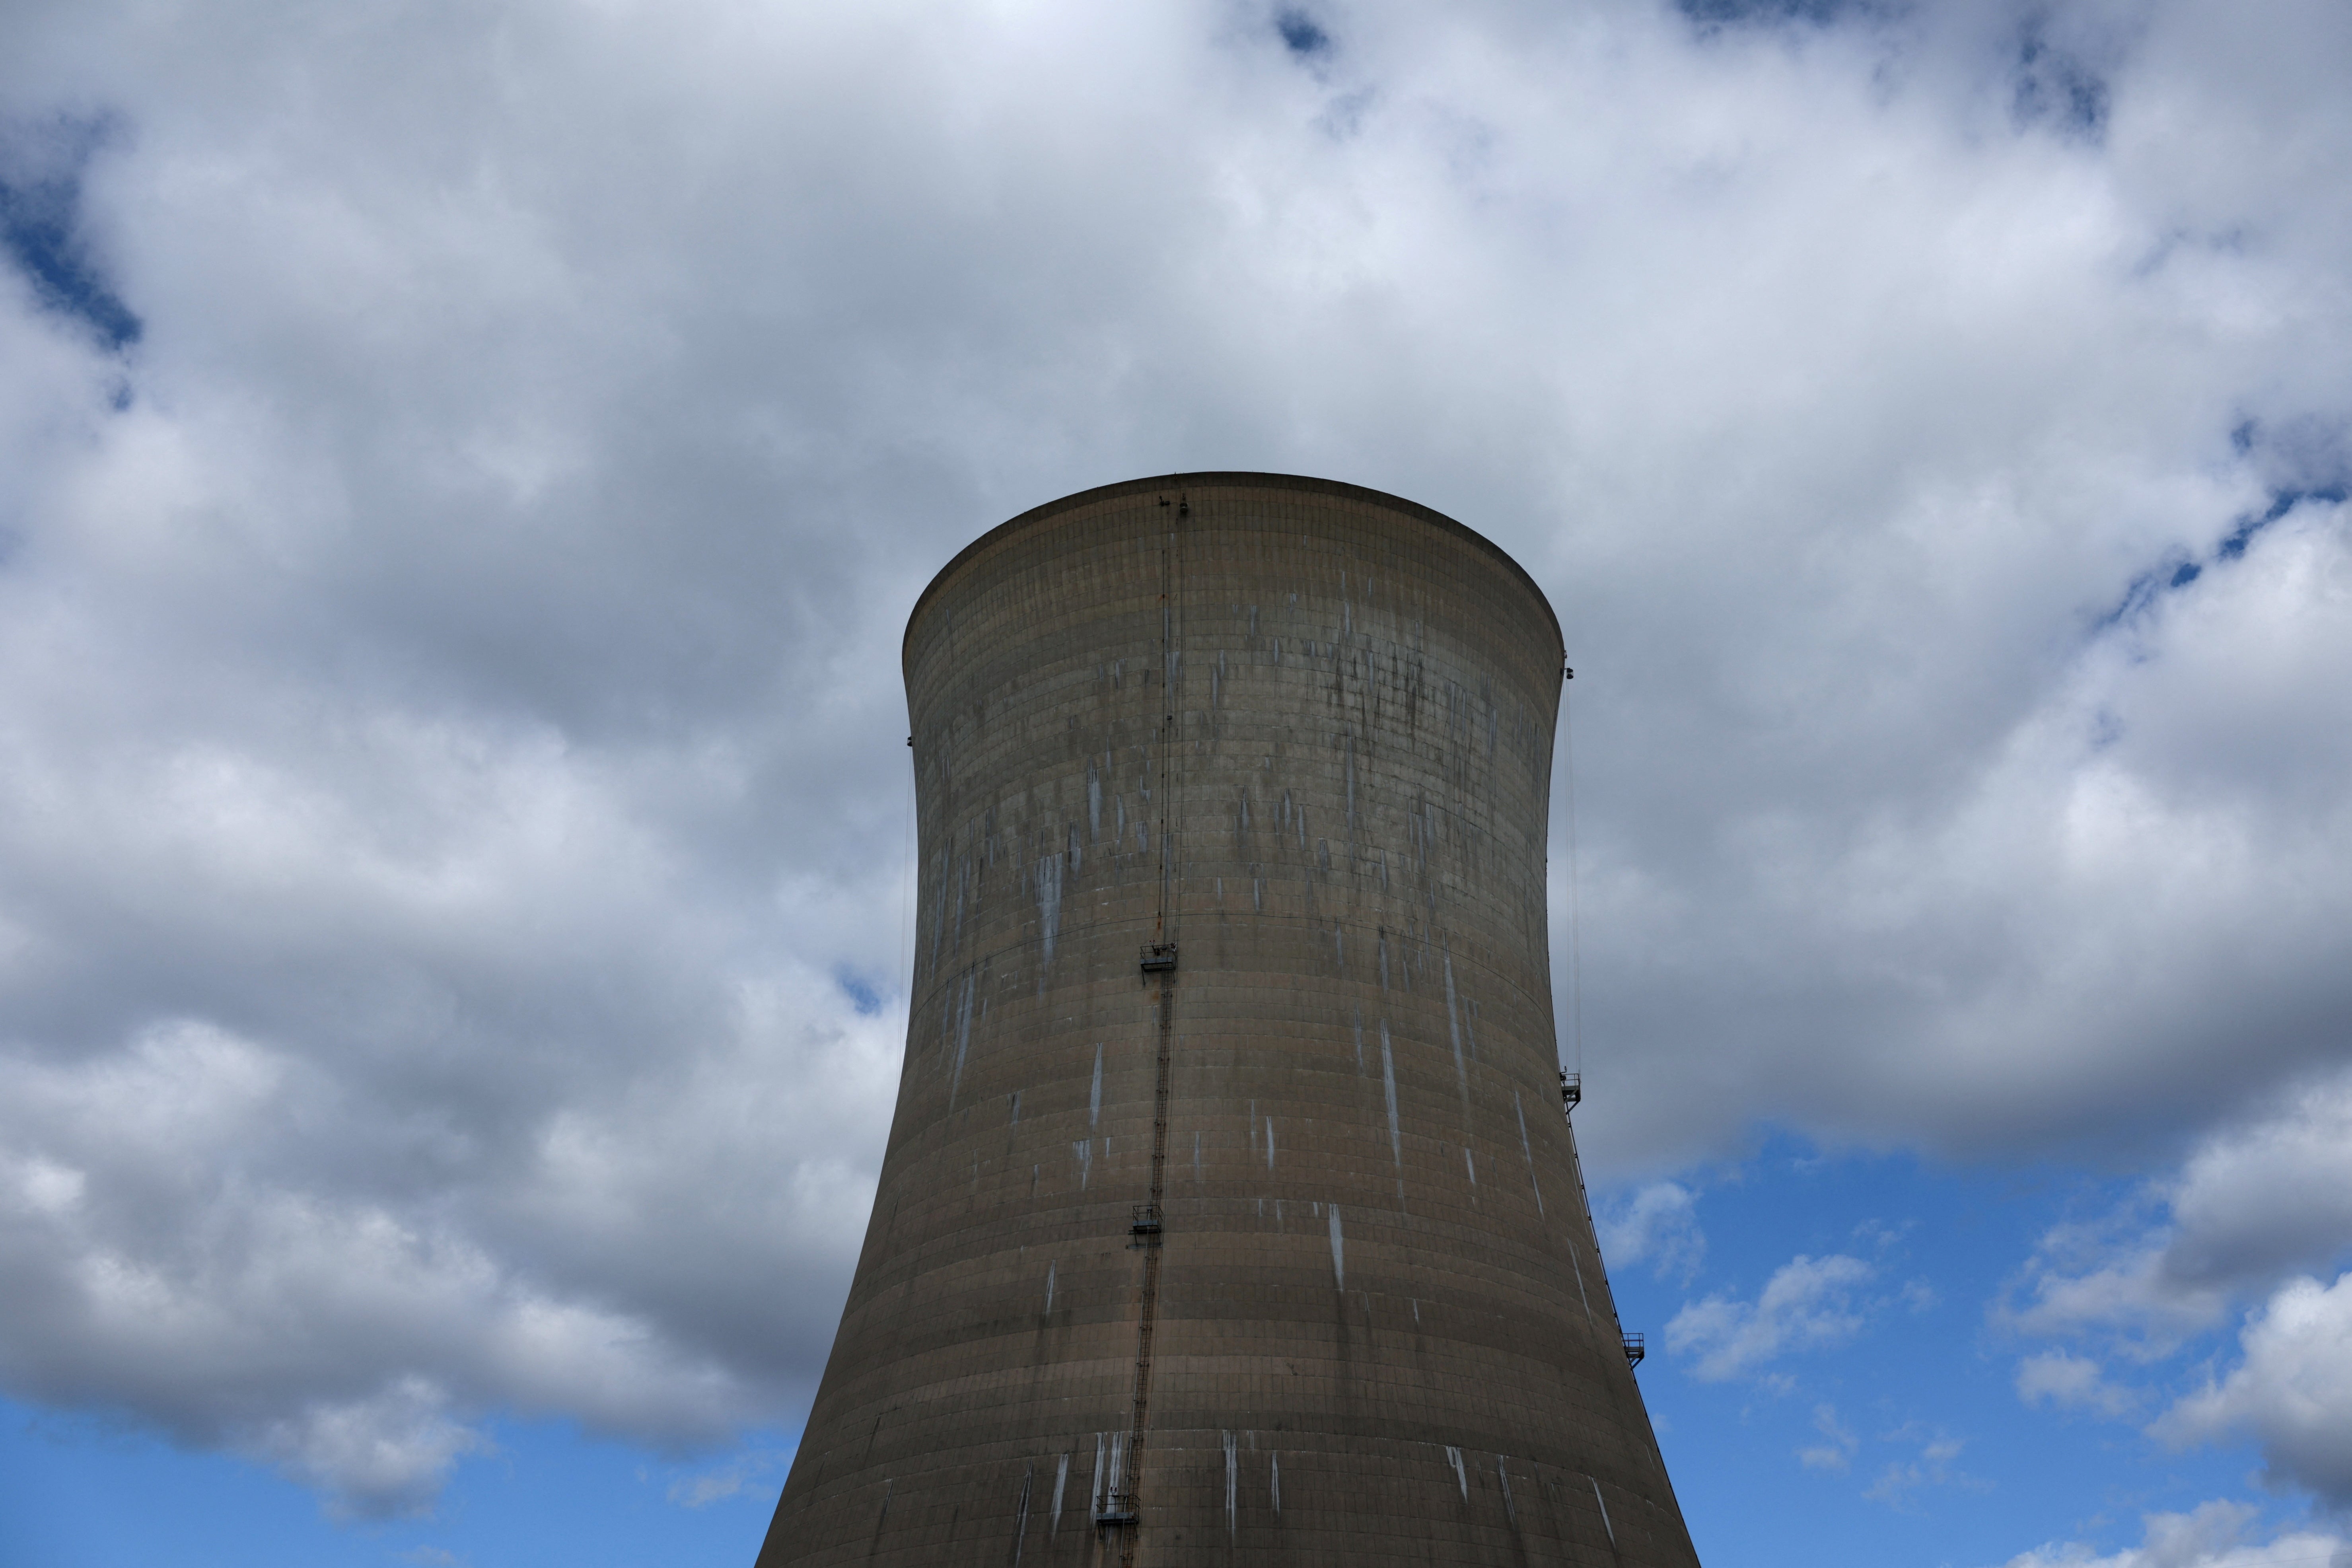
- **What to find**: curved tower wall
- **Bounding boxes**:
[759,473,1699,1566]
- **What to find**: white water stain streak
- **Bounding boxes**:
[1445,1445,1468,1500]
[1034,852,1064,981]
[1051,1453,1068,1533]
[1443,953,1466,1094]
[948,972,977,1105]
[1346,733,1356,833]
[1515,1091,1544,1214]
[1328,1205,1344,1290]
[1044,1261,1055,1313]
[1380,1022,1401,1167]
[1223,1430,1238,1535]
[1089,1045,1103,1130]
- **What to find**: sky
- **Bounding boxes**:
[0,0,2348,1564]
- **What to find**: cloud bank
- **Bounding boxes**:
[0,0,2347,1515]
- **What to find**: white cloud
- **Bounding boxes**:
[1648,491,2352,1165]
[252,1378,489,1520]
[2016,1349,2142,1419]
[1597,1181,1706,1283]
[1995,1500,2348,1568]
[2004,1219,2228,1358]
[666,1447,786,1510]
[0,995,896,1513]
[2157,1272,2352,1506]
[1665,1253,1874,1381]
[1863,1427,1980,1510]
[1797,1402,1857,1473]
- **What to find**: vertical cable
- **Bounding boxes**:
[898,738,917,998]
[1563,676,1583,1079]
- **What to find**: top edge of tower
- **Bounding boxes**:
[903,471,1563,669]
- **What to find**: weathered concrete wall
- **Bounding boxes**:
[757,474,1700,1567]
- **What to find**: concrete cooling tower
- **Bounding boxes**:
[757,473,1700,1566]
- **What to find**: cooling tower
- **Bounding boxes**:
[757,473,1700,1566]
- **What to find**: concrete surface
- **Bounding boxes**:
[756,473,1700,1567]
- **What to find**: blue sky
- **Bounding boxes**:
[0,1400,788,1567]
[2,0,2350,1564]
[1609,1144,2319,1566]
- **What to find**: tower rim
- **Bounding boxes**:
[903,470,1564,670]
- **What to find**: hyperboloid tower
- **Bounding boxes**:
[757,474,1700,1566]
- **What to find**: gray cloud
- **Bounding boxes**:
[0,0,2347,1514]
[2157,1272,2352,1506]
[2163,1070,2352,1290]
[2000,1065,2352,1507]
[2001,1063,2352,1358]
